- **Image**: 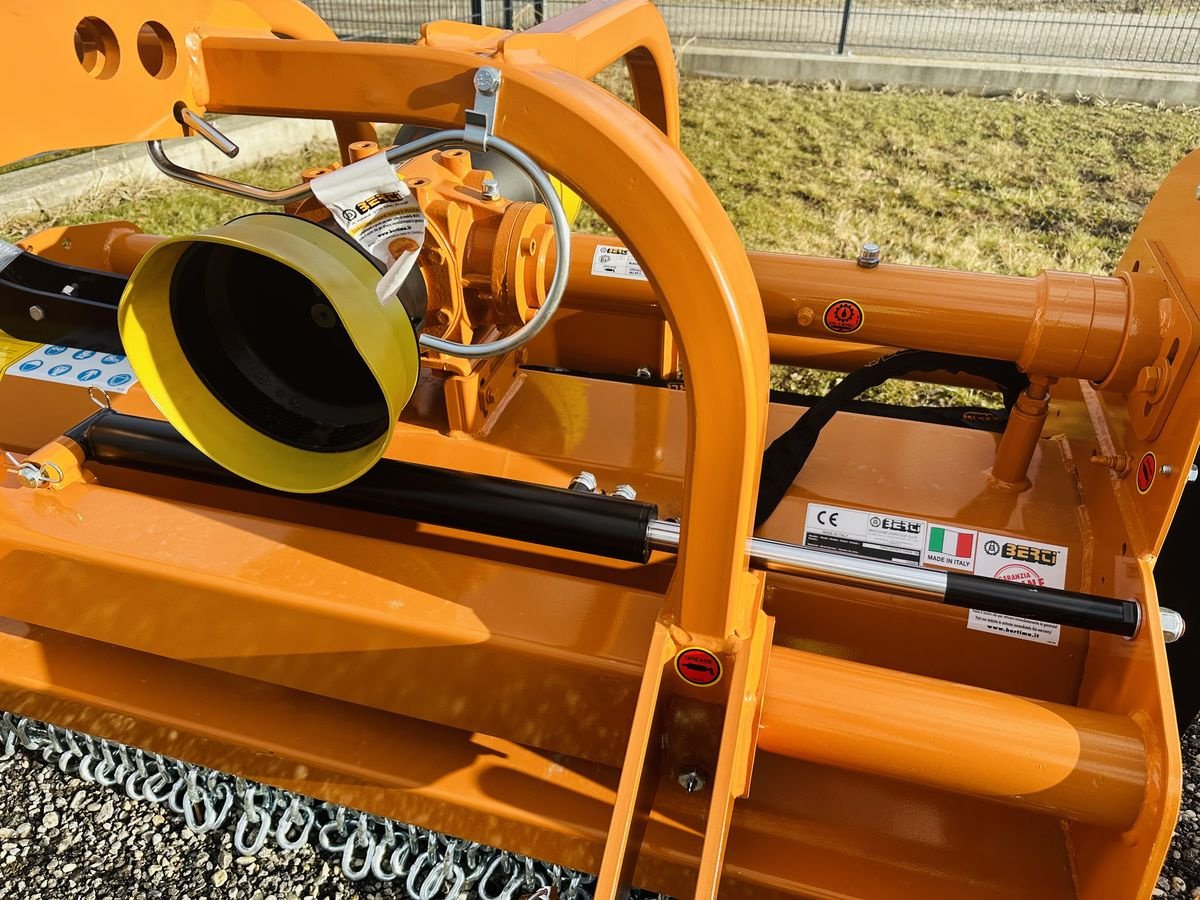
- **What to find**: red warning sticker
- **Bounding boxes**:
[674,647,723,687]
[1137,451,1156,494]
[823,299,864,334]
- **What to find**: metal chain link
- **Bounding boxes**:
[0,712,672,899]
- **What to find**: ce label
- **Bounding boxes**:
[816,510,840,527]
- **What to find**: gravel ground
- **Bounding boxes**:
[0,717,1195,898]
[0,750,363,900]
[1161,715,1200,898]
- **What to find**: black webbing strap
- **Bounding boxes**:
[755,350,1028,529]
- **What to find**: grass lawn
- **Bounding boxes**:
[2,80,1197,402]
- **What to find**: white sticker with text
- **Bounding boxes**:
[967,610,1061,646]
[590,244,646,281]
[803,503,1071,645]
[803,503,925,567]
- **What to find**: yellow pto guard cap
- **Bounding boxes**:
[118,213,420,493]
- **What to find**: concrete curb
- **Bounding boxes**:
[0,116,336,220]
[678,47,1200,107]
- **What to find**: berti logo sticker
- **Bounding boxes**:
[976,533,1067,588]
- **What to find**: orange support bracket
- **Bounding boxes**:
[421,0,681,145]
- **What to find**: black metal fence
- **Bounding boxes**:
[301,0,1200,69]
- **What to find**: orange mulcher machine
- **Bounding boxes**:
[0,2,1197,897]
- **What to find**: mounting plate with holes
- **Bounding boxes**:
[1127,241,1200,442]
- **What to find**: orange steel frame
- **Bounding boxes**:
[0,1,1197,898]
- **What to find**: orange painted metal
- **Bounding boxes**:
[759,644,1146,828]
[990,375,1055,488]
[559,234,1156,386]
[0,0,1194,897]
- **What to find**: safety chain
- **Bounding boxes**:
[0,713,671,899]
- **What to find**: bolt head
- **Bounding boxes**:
[482,178,500,201]
[1189,465,1198,483]
[15,464,42,489]
[677,769,706,793]
[474,67,501,95]
[568,471,598,493]
[28,305,46,322]
[612,483,637,501]
[857,242,882,268]
[1135,365,1163,395]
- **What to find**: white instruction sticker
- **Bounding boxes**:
[967,610,1061,646]
[803,502,1070,645]
[310,152,426,304]
[803,503,925,567]
[6,345,137,393]
[591,244,646,281]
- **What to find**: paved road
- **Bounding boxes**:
[304,1,1200,72]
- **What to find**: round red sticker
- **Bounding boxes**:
[1137,451,1156,494]
[675,647,723,687]
[823,299,864,334]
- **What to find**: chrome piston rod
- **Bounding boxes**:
[646,521,1179,641]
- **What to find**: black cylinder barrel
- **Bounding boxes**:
[944,572,1140,637]
[68,411,658,563]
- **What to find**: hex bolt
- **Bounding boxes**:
[28,305,45,322]
[474,67,501,95]
[857,242,882,269]
[612,484,637,501]
[677,769,707,794]
[1162,464,1175,477]
[568,471,598,493]
[1190,465,1198,483]
[482,178,501,201]
[635,367,652,380]
[1135,365,1163,396]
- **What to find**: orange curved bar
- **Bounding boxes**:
[507,0,681,144]
[759,646,1147,829]
[196,24,770,639]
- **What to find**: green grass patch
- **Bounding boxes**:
[2,84,1197,405]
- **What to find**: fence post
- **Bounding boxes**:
[836,0,852,54]
[471,0,485,26]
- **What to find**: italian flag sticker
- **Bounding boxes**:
[925,525,977,571]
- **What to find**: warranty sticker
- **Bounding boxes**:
[974,533,1068,589]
